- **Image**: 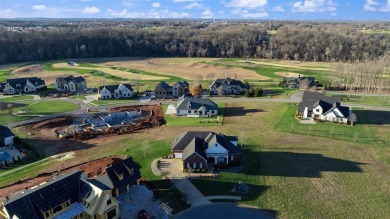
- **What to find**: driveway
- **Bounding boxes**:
[165,104,176,115]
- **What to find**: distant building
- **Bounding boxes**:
[3,77,46,95]
[283,76,316,89]
[154,81,189,99]
[56,75,86,92]
[67,61,78,66]
[175,96,218,117]
[0,83,6,93]
[210,77,247,95]
[298,91,352,124]
[98,84,133,99]
[172,131,242,169]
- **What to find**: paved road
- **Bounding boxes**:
[174,203,276,219]
[5,92,390,129]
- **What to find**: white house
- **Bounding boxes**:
[210,77,247,95]
[3,77,46,95]
[98,84,133,100]
[175,96,218,117]
[0,126,14,146]
[56,75,86,92]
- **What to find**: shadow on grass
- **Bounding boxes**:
[241,148,364,178]
[224,107,264,117]
[355,110,390,125]
[191,178,270,202]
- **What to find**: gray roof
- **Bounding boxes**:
[176,97,218,111]
[6,77,45,88]
[298,91,341,112]
[182,137,207,161]
[0,125,14,139]
[173,81,189,88]
[155,81,170,89]
[211,77,247,89]
[99,84,133,93]
[172,131,240,154]
[323,102,350,117]
[58,75,85,83]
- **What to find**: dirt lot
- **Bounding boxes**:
[0,156,125,201]
[98,58,269,80]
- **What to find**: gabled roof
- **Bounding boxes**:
[211,77,247,89]
[313,100,333,113]
[88,179,111,191]
[206,133,240,154]
[173,81,189,88]
[4,170,89,219]
[298,91,341,112]
[155,81,170,89]
[6,77,45,88]
[176,97,218,111]
[172,131,212,151]
[105,157,141,189]
[323,102,350,118]
[99,84,133,93]
[182,137,207,161]
[0,125,14,139]
[122,83,133,91]
[58,75,85,83]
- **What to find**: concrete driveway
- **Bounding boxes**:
[165,104,176,115]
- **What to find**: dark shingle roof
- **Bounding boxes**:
[156,81,170,89]
[323,102,350,117]
[4,171,86,219]
[122,83,133,91]
[172,131,212,151]
[182,138,207,161]
[106,157,141,190]
[206,134,240,154]
[173,81,189,88]
[6,77,45,88]
[313,100,333,114]
[176,97,218,111]
[59,75,85,83]
[0,125,14,139]
[211,77,247,89]
[99,84,132,93]
[88,179,111,191]
[298,91,341,112]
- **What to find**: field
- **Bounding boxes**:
[330,94,390,107]
[1,95,33,102]
[91,98,138,106]
[12,100,80,115]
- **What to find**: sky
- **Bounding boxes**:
[0,0,389,20]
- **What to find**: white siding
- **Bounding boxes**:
[4,136,14,146]
[174,153,182,159]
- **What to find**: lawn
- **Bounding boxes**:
[1,95,34,102]
[162,103,225,127]
[91,98,138,106]
[0,114,36,125]
[69,94,87,100]
[0,69,11,82]
[13,100,80,115]
[329,94,390,108]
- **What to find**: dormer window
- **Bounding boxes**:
[118,174,124,180]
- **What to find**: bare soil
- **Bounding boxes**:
[0,156,124,201]
[12,65,45,75]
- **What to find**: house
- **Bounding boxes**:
[0,83,6,93]
[98,84,133,100]
[154,81,189,99]
[0,126,14,147]
[56,75,86,92]
[172,131,241,169]
[0,170,120,219]
[89,110,150,128]
[298,91,352,124]
[210,77,247,95]
[175,96,218,117]
[283,76,316,89]
[95,157,141,197]
[3,77,46,95]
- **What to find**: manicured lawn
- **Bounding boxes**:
[112,66,184,82]
[163,103,225,127]
[274,104,380,144]
[14,100,80,115]
[91,98,138,106]
[69,94,87,100]
[0,69,11,82]
[1,95,34,102]
[0,114,36,125]
[329,94,390,108]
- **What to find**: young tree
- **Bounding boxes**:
[191,84,202,96]
[254,88,263,97]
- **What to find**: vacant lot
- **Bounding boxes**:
[100,58,269,81]
[13,100,80,115]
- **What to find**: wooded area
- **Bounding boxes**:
[0,20,389,64]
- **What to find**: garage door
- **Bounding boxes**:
[174,153,182,159]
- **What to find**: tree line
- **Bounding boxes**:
[0,20,389,64]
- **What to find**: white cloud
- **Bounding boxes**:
[32,5,46,10]
[231,8,268,17]
[0,8,14,18]
[122,0,135,7]
[225,0,268,9]
[292,0,337,12]
[380,0,390,11]
[272,5,285,12]
[83,6,100,14]
[330,12,337,16]
[201,9,214,18]
[152,2,161,8]
[107,8,189,18]
[173,0,200,2]
[185,2,203,9]
[363,0,379,11]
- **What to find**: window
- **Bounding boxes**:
[106,208,117,219]
[107,199,112,206]
[231,155,234,161]
[45,211,50,218]
[129,168,134,174]
[188,110,191,113]
[193,163,197,168]
[200,163,203,168]
[53,204,63,214]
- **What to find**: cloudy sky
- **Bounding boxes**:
[0,0,389,20]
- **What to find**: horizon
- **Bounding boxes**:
[0,0,389,21]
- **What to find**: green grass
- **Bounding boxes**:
[1,95,33,102]
[0,69,12,82]
[162,103,225,127]
[0,114,36,125]
[69,94,87,100]
[91,98,138,106]
[14,100,80,115]
[330,94,390,108]
[274,104,380,144]
[112,67,184,82]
